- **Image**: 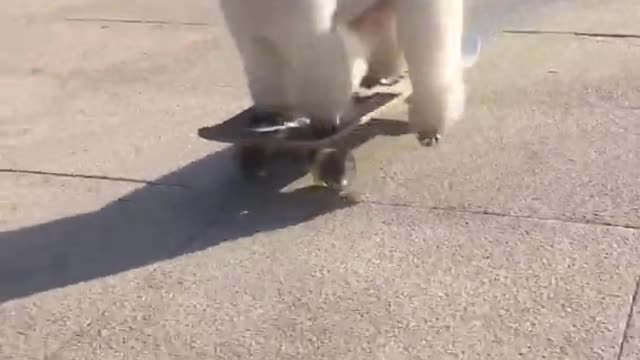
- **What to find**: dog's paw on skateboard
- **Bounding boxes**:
[359,74,403,89]
[417,132,441,147]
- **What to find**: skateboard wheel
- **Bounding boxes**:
[235,145,268,178]
[311,148,356,191]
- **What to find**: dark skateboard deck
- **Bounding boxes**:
[197,76,412,150]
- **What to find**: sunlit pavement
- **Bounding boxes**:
[1,1,640,358]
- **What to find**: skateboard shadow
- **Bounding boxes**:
[0,116,409,303]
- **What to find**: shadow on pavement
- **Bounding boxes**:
[0,116,409,303]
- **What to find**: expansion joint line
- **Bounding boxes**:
[363,199,640,231]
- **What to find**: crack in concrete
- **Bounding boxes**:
[64,17,210,27]
[503,29,640,39]
[363,199,640,231]
[0,168,190,189]
[3,168,638,230]
[617,276,640,360]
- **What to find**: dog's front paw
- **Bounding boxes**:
[409,79,466,147]
[417,132,441,147]
[407,103,446,147]
[359,74,403,89]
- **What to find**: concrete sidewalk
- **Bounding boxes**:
[1,0,640,359]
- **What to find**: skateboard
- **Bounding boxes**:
[198,36,482,191]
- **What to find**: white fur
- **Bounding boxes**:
[218,0,466,138]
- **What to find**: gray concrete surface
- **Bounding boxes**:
[621,283,640,360]
[1,0,640,359]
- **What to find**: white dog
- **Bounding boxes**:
[218,0,466,145]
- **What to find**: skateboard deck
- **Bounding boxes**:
[198,77,412,150]
[197,36,481,150]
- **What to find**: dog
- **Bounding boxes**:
[218,0,466,145]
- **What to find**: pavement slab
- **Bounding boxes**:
[1,204,639,359]
[0,172,145,231]
[620,280,640,360]
[0,19,244,180]
[1,0,219,24]
[0,153,355,301]
[2,0,640,359]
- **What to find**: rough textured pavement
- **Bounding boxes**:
[2,0,640,359]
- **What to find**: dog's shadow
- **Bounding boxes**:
[0,115,409,303]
